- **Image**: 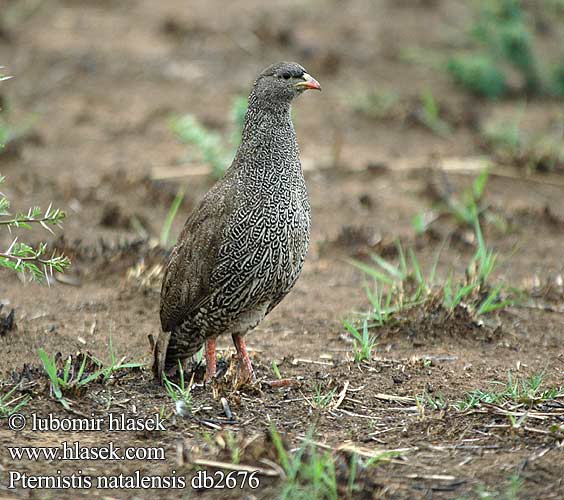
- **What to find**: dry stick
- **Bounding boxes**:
[265,378,300,388]
[295,436,332,450]
[483,403,564,419]
[291,358,333,366]
[337,442,417,458]
[191,459,280,477]
[258,458,286,478]
[331,409,382,420]
[332,381,349,411]
[151,156,564,186]
[402,474,457,481]
[374,393,416,403]
[295,436,417,458]
[486,424,556,436]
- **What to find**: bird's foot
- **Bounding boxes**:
[232,333,256,384]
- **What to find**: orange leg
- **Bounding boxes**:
[232,333,256,382]
[205,338,216,381]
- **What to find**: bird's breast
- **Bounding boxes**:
[212,167,310,298]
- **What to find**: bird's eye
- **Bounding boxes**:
[281,72,291,80]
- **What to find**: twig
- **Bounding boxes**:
[332,381,349,411]
[291,358,333,366]
[191,459,279,476]
[374,393,416,404]
[402,474,457,481]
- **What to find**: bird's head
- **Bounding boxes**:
[251,61,321,107]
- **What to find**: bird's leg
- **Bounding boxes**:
[232,333,256,382]
[205,338,217,381]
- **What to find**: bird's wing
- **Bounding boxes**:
[159,177,235,333]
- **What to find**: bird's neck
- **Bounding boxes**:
[241,95,293,142]
[235,96,300,176]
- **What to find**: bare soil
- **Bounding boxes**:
[1,1,563,498]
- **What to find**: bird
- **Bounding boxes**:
[154,61,321,383]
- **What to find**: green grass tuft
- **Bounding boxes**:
[447,55,507,99]
[163,361,193,408]
[38,334,144,409]
[455,371,563,411]
[171,95,248,178]
[271,426,338,500]
[348,220,514,353]
[0,385,31,417]
[160,188,185,248]
[343,319,377,362]
[443,0,563,98]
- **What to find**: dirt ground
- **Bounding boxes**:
[1,0,564,498]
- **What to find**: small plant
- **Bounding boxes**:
[412,167,507,233]
[89,333,145,382]
[481,115,564,173]
[272,360,282,380]
[350,240,436,312]
[270,425,398,499]
[447,54,507,99]
[270,425,339,500]
[455,371,563,411]
[351,221,512,337]
[0,385,31,417]
[163,361,192,407]
[38,349,84,409]
[474,474,523,500]
[0,194,71,282]
[352,87,400,120]
[445,167,489,227]
[311,383,337,409]
[416,391,447,411]
[225,431,241,465]
[364,281,395,326]
[1,72,70,283]
[416,90,451,137]
[343,319,377,362]
[160,188,185,248]
[38,336,144,409]
[445,0,564,98]
[172,95,248,178]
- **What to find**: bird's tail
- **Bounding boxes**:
[150,330,171,384]
[151,329,203,384]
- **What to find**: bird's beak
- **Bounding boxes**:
[295,73,321,91]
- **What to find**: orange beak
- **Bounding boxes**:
[295,73,321,91]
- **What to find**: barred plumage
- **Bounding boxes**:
[154,62,321,381]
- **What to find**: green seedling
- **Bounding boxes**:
[418,90,451,137]
[163,361,193,407]
[38,334,144,409]
[312,383,337,409]
[160,188,185,248]
[352,88,400,120]
[0,175,70,283]
[343,319,377,362]
[272,360,282,380]
[271,425,339,500]
[172,95,248,178]
[444,0,564,98]
[455,371,563,411]
[0,385,31,417]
